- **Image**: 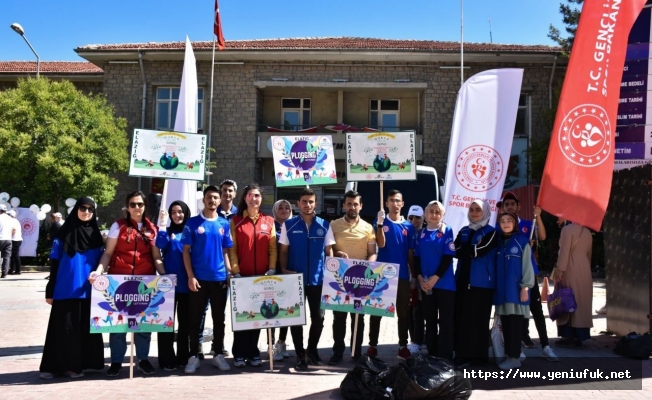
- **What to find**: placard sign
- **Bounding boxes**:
[271,135,337,187]
[90,274,175,333]
[320,257,399,317]
[230,273,306,331]
[346,131,417,181]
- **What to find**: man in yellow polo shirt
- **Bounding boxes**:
[324,190,377,365]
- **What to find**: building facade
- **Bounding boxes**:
[2,38,566,220]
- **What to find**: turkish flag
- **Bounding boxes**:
[537,0,646,231]
[214,0,226,50]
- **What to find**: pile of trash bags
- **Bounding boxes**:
[340,354,472,400]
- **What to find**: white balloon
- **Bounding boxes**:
[0,201,10,210]
[65,198,76,207]
[0,192,9,202]
[9,197,20,208]
[41,204,52,213]
[36,211,46,220]
[67,206,74,214]
[29,204,40,213]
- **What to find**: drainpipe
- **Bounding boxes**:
[548,54,558,109]
[138,49,147,191]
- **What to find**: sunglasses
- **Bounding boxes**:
[79,205,95,213]
[129,202,145,209]
[408,216,421,220]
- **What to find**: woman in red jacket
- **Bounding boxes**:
[90,190,166,377]
[228,184,277,368]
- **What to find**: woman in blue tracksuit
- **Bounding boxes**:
[156,200,191,370]
[271,199,292,360]
[453,199,499,366]
[414,200,456,361]
[494,212,534,370]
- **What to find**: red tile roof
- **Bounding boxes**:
[0,61,103,73]
[77,37,559,53]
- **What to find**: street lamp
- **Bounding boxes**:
[10,23,40,78]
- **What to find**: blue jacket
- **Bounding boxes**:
[156,231,189,294]
[282,215,329,286]
[493,234,530,306]
[454,225,497,289]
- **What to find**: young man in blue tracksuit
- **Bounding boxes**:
[368,189,415,360]
[501,192,557,362]
[279,188,329,371]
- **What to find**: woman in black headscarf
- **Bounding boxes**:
[156,200,191,370]
[39,197,105,379]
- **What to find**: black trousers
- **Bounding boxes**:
[409,296,425,345]
[369,279,411,347]
[422,288,455,361]
[454,286,493,363]
[522,280,549,347]
[502,314,524,359]
[0,240,11,275]
[271,327,288,344]
[333,311,365,357]
[232,328,261,359]
[10,240,21,273]
[290,285,324,355]
[188,280,228,358]
[158,293,190,367]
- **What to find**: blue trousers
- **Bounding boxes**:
[109,332,151,363]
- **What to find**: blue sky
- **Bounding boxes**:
[2,0,567,62]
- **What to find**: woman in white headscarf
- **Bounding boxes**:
[453,199,499,366]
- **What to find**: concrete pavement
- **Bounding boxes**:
[0,272,650,399]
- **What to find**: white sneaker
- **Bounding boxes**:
[407,342,421,354]
[211,354,231,371]
[267,346,283,361]
[498,357,521,370]
[39,372,54,380]
[184,356,200,374]
[542,345,559,361]
[519,351,526,362]
[275,341,290,358]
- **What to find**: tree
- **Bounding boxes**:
[547,0,583,53]
[0,78,129,209]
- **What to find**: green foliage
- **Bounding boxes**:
[0,78,129,209]
[548,0,583,53]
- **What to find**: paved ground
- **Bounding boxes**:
[0,272,650,399]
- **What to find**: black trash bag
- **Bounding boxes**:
[377,362,411,400]
[614,332,652,360]
[340,355,393,400]
[402,354,472,399]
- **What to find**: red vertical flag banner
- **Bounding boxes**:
[537,0,646,231]
[214,0,226,50]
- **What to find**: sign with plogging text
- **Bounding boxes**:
[89,274,176,334]
[229,273,306,331]
[321,257,399,317]
[346,131,417,182]
[129,129,206,181]
[271,135,337,187]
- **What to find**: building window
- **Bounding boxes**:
[281,98,311,130]
[370,99,400,131]
[156,87,204,130]
[514,94,530,137]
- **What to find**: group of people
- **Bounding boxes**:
[38,181,593,379]
[0,204,24,277]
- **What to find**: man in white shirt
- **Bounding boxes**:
[0,205,13,278]
[8,210,22,275]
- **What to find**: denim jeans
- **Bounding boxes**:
[109,332,151,363]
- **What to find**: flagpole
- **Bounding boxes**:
[460,0,464,85]
[207,36,216,186]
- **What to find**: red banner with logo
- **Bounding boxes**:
[214,0,226,50]
[538,0,646,231]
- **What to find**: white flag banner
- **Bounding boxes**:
[163,36,199,217]
[16,207,38,257]
[443,69,523,237]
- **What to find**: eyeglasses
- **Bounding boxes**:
[408,216,421,220]
[79,205,95,213]
[129,202,145,209]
